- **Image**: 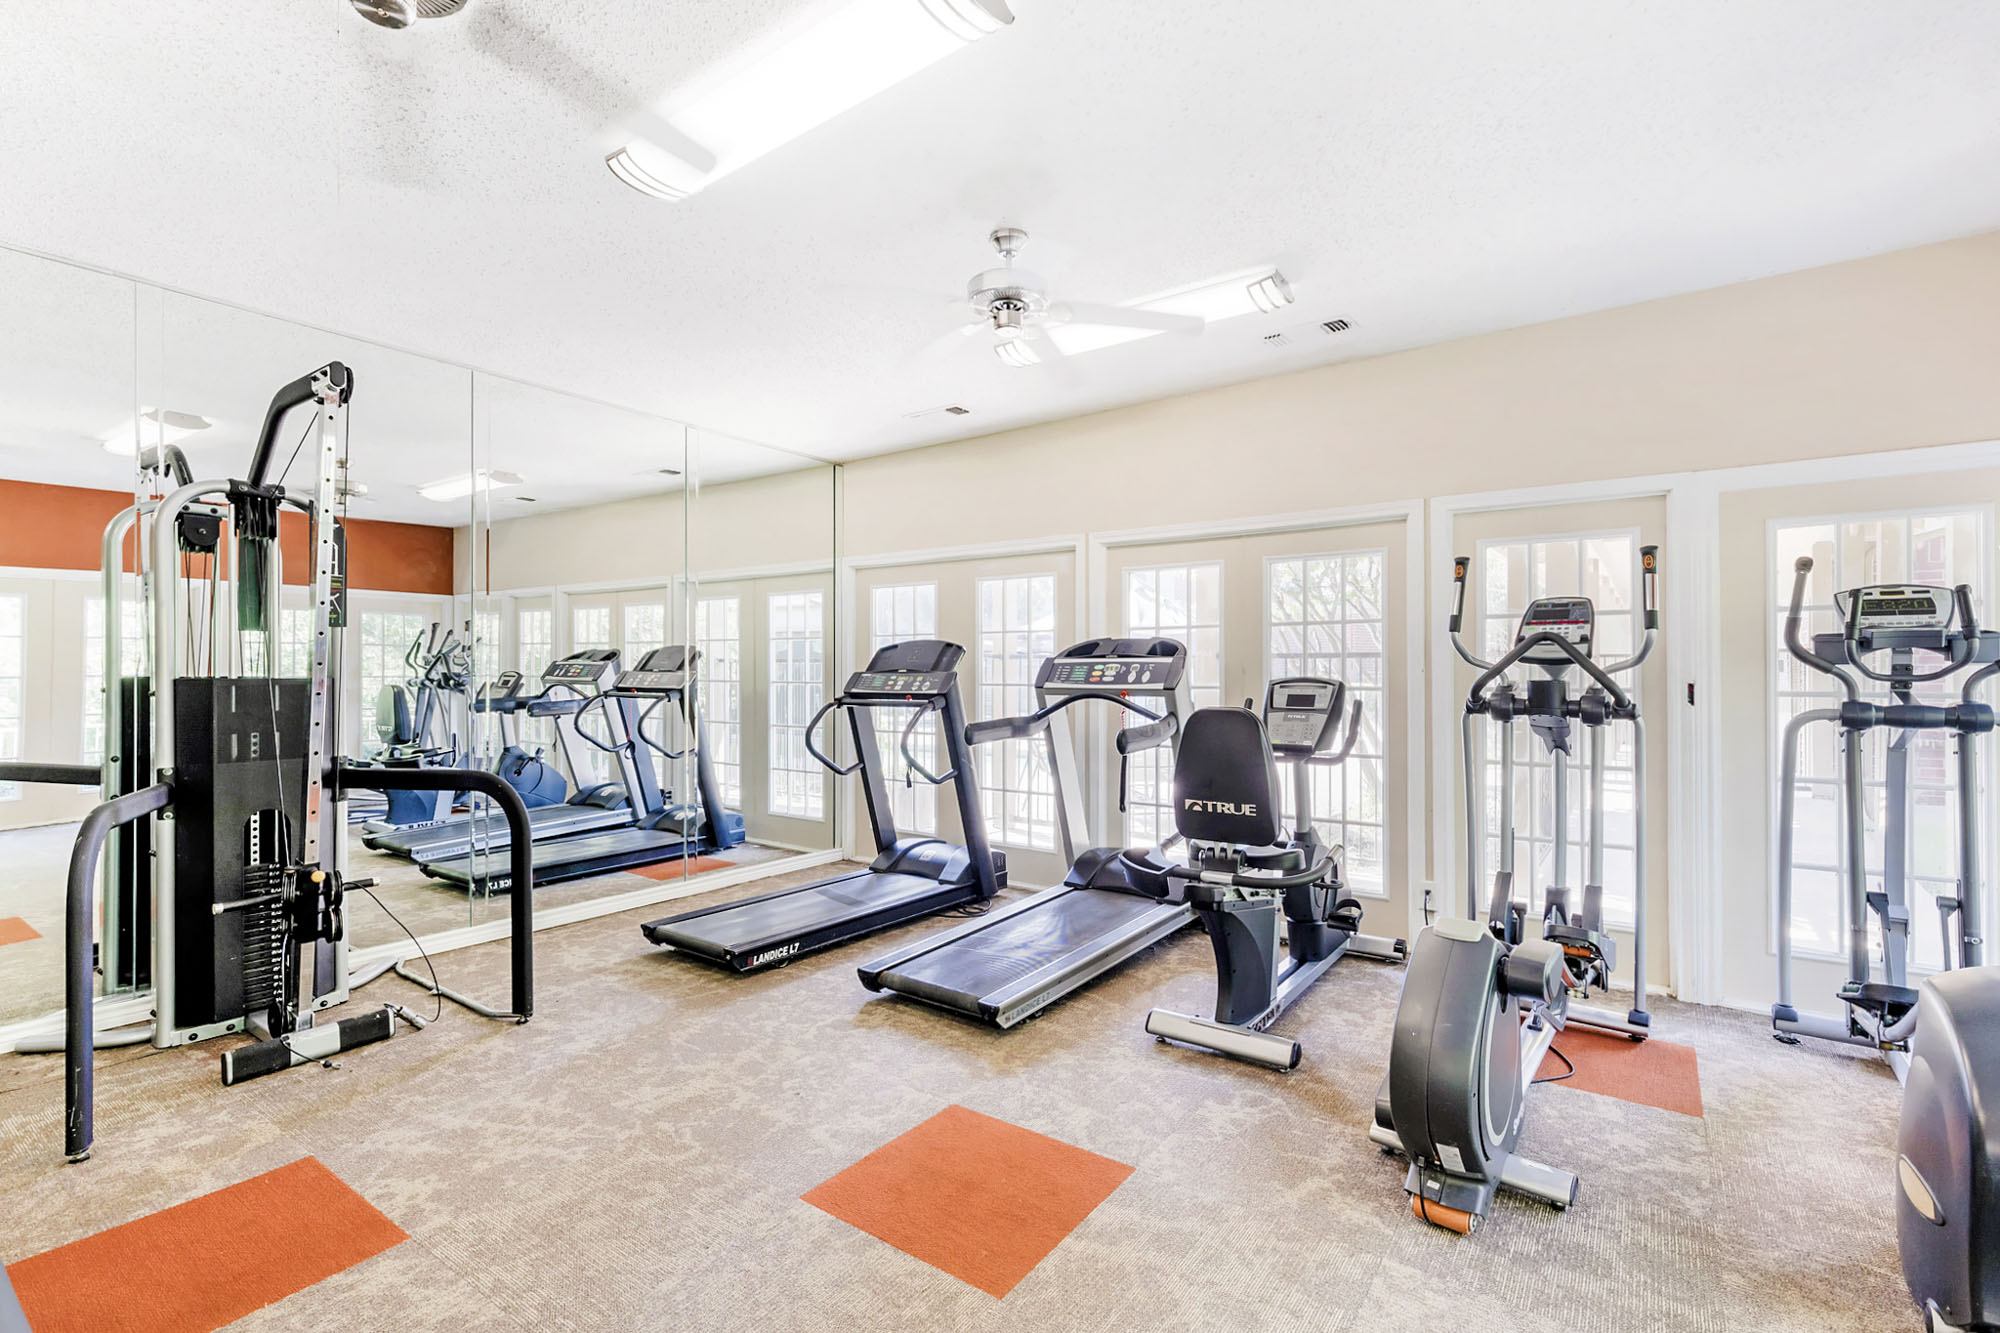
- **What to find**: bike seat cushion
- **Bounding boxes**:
[1172,707,1283,848]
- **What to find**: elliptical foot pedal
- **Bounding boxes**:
[1844,981,1921,1023]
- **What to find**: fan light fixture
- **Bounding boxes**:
[607,0,1012,201]
[994,340,1040,368]
[101,408,212,456]
[418,469,524,502]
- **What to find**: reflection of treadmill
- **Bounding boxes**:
[362,650,636,861]
[640,639,1005,972]
[422,647,747,891]
[856,637,1195,1027]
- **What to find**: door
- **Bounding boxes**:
[1104,518,1412,935]
[853,550,1078,889]
[1446,498,1671,1002]
[1714,469,1999,1013]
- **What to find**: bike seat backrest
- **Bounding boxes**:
[1172,707,1283,848]
[376,685,416,745]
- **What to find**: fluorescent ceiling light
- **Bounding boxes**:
[418,469,524,502]
[608,0,1012,201]
[1041,268,1296,357]
[1139,269,1295,323]
[100,408,212,456]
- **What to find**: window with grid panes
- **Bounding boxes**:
[1123,563,1222,846]
[1475,534,1641,927]
[768,591,826,819]
[977,575,1058,849]
[696,598,743,807]
[1267,550,1388,895]
[871,583,939,835]
[1771,509,1989,970]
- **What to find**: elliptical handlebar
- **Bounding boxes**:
[1601,545,1660,675]
[1448,555,1493,670]
[1469,630,1635,716]
[1784,557,1859,702]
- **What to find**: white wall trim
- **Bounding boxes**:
[1090,499,1424,550]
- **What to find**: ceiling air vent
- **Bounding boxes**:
[1262,332,1291,349]
[1320,318,1352,335]
[904,404,972,419]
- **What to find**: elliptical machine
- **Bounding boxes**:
[1371,546,1659,1233]
[1772,561,1999,1073]
[1141,678,1405,1070]
[1770,560,2000,1332]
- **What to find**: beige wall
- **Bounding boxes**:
[841,231,2000,552]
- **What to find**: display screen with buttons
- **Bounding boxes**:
[1043,658,1177,691]
[849,671,952,696]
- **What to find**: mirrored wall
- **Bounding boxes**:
[0,243,839,1034]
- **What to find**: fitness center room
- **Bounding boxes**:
[1,6,1996,1333]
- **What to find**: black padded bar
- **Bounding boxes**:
[246,362,349,488]
[64,781,172,1162]
[338,764,535,1020]
[0,762,102,787]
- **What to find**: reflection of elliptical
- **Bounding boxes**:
[1142,678,1405,1070]
[1372,546,1659,1235]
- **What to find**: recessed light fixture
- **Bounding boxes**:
[607,0,1013,201]
[101,408,212,456]
[418,469,524,502]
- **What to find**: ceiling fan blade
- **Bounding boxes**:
[1024,329,1087,387]
[1053,301,1203,335]
[909,321,988,368]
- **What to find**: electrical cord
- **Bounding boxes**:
[353,883,445,1025]
[1533,1046,1576,1085]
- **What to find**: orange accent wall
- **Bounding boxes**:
[0,479,454,595]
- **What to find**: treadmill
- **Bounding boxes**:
[362,650,636,861]
[640,639,1006,972]
[422,646,747,892]
[856,637,1196,1027]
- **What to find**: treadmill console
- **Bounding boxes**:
[614,646,695,695]
[848,670,955,699]
[1516,597,1594,666]
[1262,677,1346,756]
[1036,637,1186,695]
[543,649,621,688]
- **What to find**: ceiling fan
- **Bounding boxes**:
[951,227,1203,368]
[349,0,470,30]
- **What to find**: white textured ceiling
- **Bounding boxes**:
[2,0,1999,481]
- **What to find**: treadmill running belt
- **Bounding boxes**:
[648,872,963,957]
[423,829,691,891]
[874,890,1184,1016]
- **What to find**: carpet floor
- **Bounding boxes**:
[0,863,1917,1332]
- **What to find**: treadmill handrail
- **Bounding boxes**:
[965,690,1168,747]
[897,699,956,785]
[802,699,864,776]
